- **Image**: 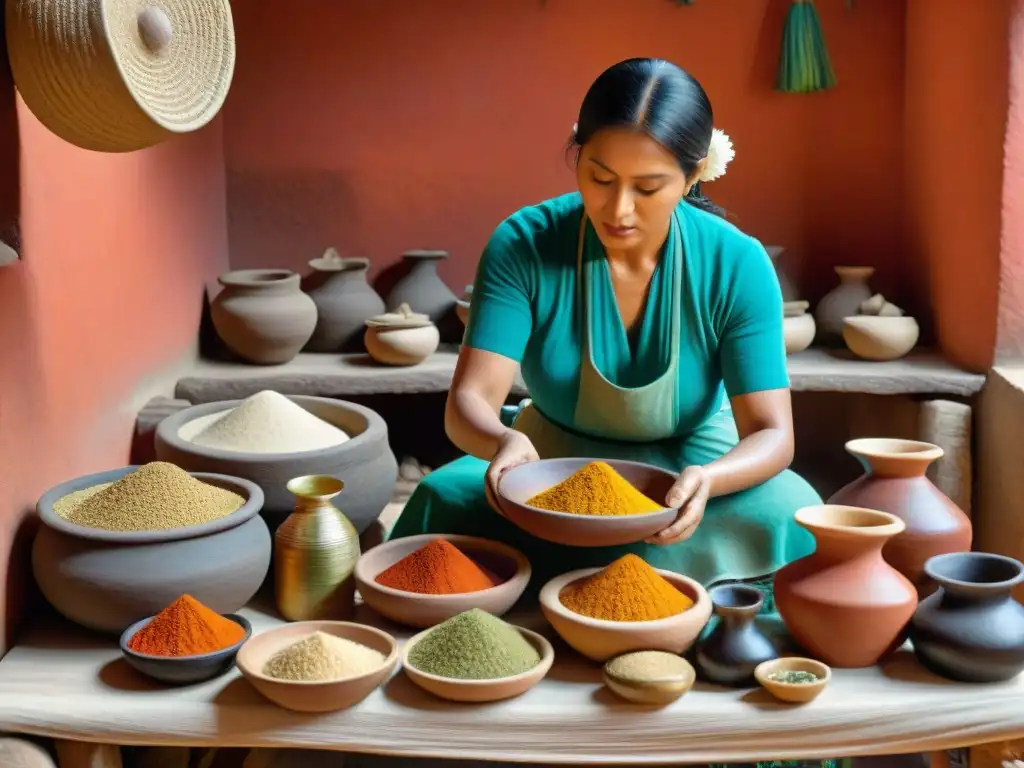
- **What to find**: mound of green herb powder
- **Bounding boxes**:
[408,608,541,680]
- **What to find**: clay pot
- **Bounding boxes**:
[909,552,1024,683]
[773,505,917,668]
[843,316,920,361]
[783,301,815,355]
[767,246,798,302]
[364,303,440,366]
[305,250,386,353]
[694,584,778,687]
[211,269,317,365]
[814,266,875,345]
[386,249,457,324]
[827,438,972,596]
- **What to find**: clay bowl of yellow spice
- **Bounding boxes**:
[539,554,712,663]
[496,458,678,547]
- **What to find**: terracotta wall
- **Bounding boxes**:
[222,0,908,313]
[0,106,230,655]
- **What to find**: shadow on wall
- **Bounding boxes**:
[0,8,21,261]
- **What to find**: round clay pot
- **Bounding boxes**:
[773,505,917,668]
[909,552,1024,683]
[827,438,972,597]
[385,250,457,324]
[31,467,271,635]
[304,251,386,353]
[843,316,920,361]
[693,584,778,687]
[814,266,875,346]
[211,269,318,365]
[154,396,398,534]
[784,313,815,355]
[364,303,440,366]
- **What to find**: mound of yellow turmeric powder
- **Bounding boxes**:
[525,461,664,516]
[559,554,694,622]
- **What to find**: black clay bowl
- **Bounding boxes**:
[119,613,252,685]
[496,458,677,547]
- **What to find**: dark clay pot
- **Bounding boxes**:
[694,584,778,687]
[305,255,385,353]
[909,552,1024,683]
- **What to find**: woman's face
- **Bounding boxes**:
[576,127,696,252]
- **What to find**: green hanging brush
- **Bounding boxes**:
[777,0,837,93]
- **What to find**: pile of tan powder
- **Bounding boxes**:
[262,631,385,682]
[179,390,350,454]
[53,462,245,532]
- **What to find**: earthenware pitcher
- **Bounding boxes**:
[814,266,874,345]
[210,269,317,365]
[275,475,360,622]
[827,438,972,597]
[304,249,385,353]
[773,505,917,668]
[909,552,1024,683]
[694,584,778,687]
[385,249,457,325]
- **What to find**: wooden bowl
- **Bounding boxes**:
[538,567,712,662]
[119,614,251,685]
[602,651,696,705]
[754,657,831,703]
[354,534,531,629]
[401,624,553,703]
[235,621,399,713]
[496,458,678,547]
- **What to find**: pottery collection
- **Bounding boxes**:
[364,303,441,366]
[827,438,972,596]
[814,266,875,346]
[694,584,778,687]
[304,250,386,353]
[773,505,917,668]
[385,249,457,325]
[909,552,1024,683]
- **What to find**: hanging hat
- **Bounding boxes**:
[5,0,236,153]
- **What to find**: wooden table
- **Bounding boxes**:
[1,605,1021,767]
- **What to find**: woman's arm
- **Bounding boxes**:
[444,346,520,461]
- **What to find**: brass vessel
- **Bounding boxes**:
[275,474,361,621]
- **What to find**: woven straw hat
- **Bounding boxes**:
[6,0,236,153]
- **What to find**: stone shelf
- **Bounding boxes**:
[174,348,985,404]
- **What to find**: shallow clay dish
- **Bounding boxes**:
[538,567,712,662]
[354,534,531,629]
[235,621,399,713]
[496,458,678,547]
[602,651,696,705]
[401,624,553,703]
[754,657,831,703]
[120,614,252,685]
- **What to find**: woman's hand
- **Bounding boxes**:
[645,465,711,545]
[484,430,540,515]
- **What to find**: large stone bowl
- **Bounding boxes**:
[32,466,271,635]
[153,395,398,533]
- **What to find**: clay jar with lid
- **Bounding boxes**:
[827,438,972,597]
[304,249,385,353]
[364,303,440,366]
[773,505,917,668]
[211,269,317,365]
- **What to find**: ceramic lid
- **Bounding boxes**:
[402,249,449,260]
[309,247,370,272]
[365,302,434,329]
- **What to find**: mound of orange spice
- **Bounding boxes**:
[559,554,693,622]
[375,539,500,595]
[526,461,663,516]
[127,594,245,657]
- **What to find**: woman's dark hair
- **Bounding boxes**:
[568,57,724,217]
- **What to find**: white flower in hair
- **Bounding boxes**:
[699,128,735,183]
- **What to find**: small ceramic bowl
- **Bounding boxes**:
[235,621,399,713]
[538,567,712,662]
[602,651,696,705]
[401,624,554,703]
[496,458,678,547]
[754,657,831,703]
[783,313,815,355]
[119,613,252,685]
[354,534,532,629]
[842,315,920,361]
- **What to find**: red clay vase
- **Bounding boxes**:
[827,438,972,597]
[774,505,917,668]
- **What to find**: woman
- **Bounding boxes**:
[389,57,822,609]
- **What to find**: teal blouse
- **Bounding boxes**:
[463,192,788,438]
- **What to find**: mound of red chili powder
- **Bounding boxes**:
[128,594,245,657]
[374,539,501,595]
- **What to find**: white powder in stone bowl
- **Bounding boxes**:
[179,390,351,454]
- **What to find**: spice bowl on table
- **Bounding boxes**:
[602,650,697,705]
[354,534,531,628]
[235,620,399,713]
[754,657,831,703]
[400,608,554,703]
[539,554,712,662]
[119,595,253,685]
[495,458,679,547]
